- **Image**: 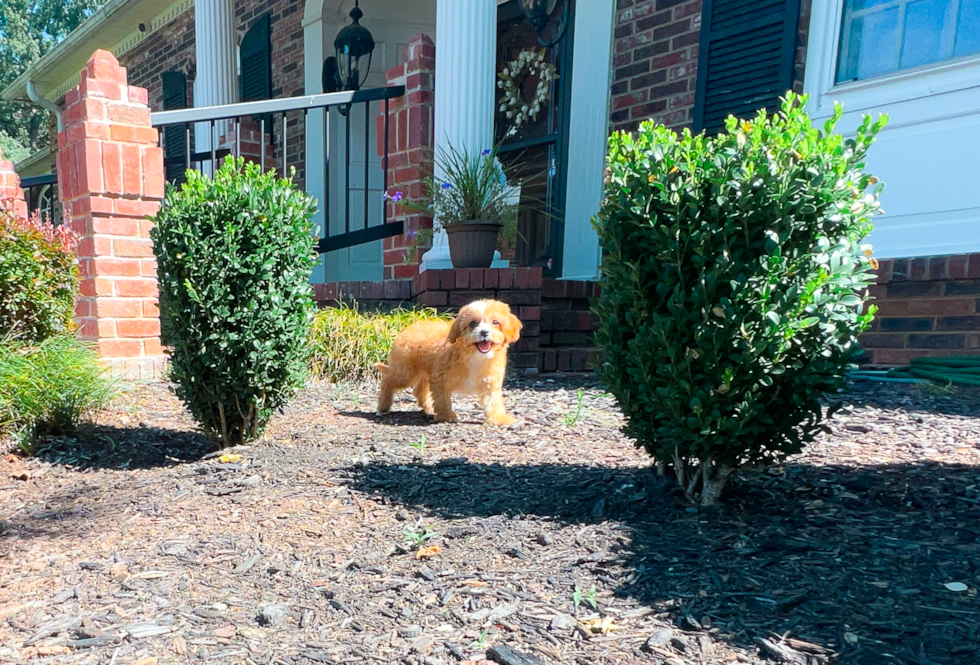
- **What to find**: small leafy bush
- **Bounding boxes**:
[592,94,885,506]
[0,209,78,341]
[0,335,120,453]
[309,305,451,383]
[151,158,317,447]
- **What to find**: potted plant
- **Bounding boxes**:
[405,144,521,269]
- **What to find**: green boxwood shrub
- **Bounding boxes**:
[0,209,78,341]
[592,94,886,506]
[151,158,317,447]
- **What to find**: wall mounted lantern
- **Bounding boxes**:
[333,0,375,91]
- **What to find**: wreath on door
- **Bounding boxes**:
[497,48,558,130]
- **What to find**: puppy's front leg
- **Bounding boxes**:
[431,382,458,423]
[483,387,516,426]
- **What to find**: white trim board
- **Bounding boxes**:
[804,0,980,260]
[561,0,614,280]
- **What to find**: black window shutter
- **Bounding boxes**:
[240,13,272,103]
[692,0,800,135]
[161,71,188,184]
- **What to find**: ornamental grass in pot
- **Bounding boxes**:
[406,144,520,269]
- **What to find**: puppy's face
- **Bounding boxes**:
[448,300,522,356]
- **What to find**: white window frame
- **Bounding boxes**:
[836,0,977,84]
[806,0,980,120]
[806,0,980,259]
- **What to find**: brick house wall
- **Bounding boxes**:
[119,8,197,112]
[116,0,307,188]
[861,256,980,366]
[610,0,813,133]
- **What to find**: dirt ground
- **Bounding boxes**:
[1,376,979,665]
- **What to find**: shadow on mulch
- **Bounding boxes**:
[31,424,212,471]
[0,482,109,542]
[347,458,980,665]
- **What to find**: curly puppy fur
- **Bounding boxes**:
[376,300,522,425]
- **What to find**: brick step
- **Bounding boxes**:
[539,347,602,373]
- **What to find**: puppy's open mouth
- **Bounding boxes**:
[476,341,493,354]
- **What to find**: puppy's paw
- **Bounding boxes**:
[487,413,518,427]
[434,411,459,423]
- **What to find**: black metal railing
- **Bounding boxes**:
[150,86,405,254]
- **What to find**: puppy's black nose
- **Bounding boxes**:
[479,329,489,338]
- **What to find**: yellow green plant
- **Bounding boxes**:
[308,305,451,383]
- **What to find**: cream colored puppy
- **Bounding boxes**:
[376,299,522,425]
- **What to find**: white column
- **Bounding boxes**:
[421,0,506,271]
[194,0,238,167]
[303,10,327,283]
[561,0,614,280]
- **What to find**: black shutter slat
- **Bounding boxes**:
[708,65,779,90]
[692,0,801,135]
[706,49,782,80]
[711,0,785,31]
[241,13,272,103]
[161,71,187,185]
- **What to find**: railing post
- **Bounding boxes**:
[57,50,166,380]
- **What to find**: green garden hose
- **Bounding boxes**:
[885,357,980,386]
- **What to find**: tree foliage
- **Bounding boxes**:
[0,0,106,159]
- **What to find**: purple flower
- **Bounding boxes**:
[408,227,415,241]
[392,191,404,202]
[481,148,491,156]
[547,258,553,269]
[441,182,453,190]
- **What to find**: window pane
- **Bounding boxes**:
[850,0,893,9]
[955,0,980,57]
[901,0,953,69]
[838,8,900,81]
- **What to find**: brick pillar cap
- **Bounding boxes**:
[87,49,120,69]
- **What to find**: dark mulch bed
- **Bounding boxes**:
[1,376,978,665]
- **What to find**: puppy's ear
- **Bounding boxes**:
[448,314,466,343]
[503,312,523,345]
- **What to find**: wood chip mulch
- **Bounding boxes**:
[1,376,979,665]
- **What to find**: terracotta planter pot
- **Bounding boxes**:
[444,220,502,269]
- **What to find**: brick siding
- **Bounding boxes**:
[611,0,813,133]
[861,255,980,366]
[610,0,703,133]
[120,8,196,112]
[117,0,307,188]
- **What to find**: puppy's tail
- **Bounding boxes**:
[376,362,388,375]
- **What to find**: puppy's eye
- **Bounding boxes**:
[469,321,478,329]
[492,320,500,327]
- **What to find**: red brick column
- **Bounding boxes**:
[0,148,28,218]
[377,34,435,281]
[57,50,165,380]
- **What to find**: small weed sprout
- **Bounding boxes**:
[403,519,437,549]
[573,584,598,612]
[921,380,957,396]
[564,389,586,427]
[469,628,491,651]
[411,433,427,454]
